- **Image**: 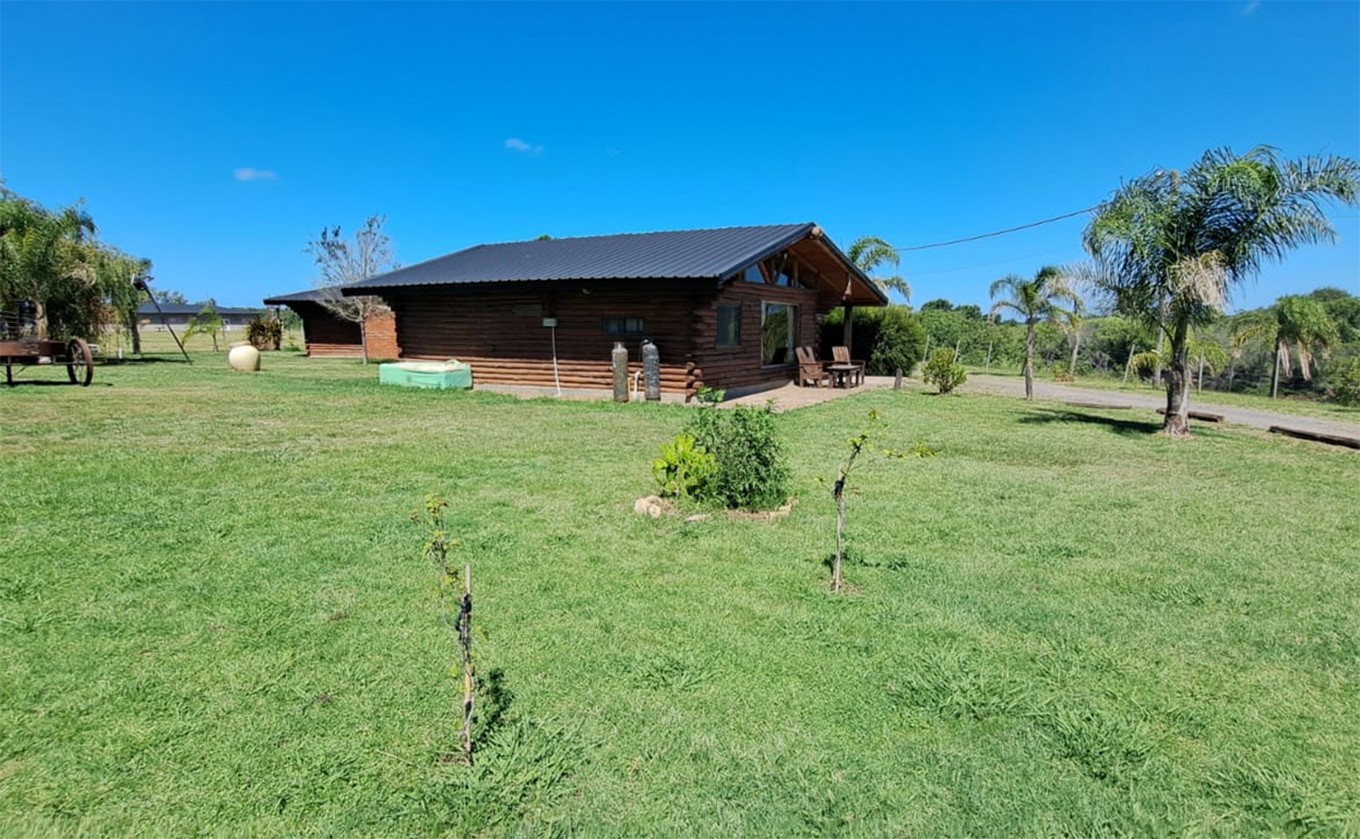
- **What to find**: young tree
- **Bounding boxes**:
[1084,146,1359,436]
[305,215,398,364]
[848,236,910,301]
[988,266,1081,399]
[183,305,225,351]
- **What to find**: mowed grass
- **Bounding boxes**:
[1,354,1357,837]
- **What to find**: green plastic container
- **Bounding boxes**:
[378,360,473,390]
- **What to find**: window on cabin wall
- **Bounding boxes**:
[742,265,764,284]
[603,316,645,336]
[716,304,740,348]
[761,302,798,364]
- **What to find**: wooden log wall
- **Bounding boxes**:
[293,302,399,359]
[295,302,362,357]
[387,285,702,393]
[689,281,818,394]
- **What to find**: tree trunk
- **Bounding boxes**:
[841,304,854,357]
[1271,337,1283,400]
[34,300,48,340]
[1023,321,1036,400]
[359,316,370,365]
[129,314,142,354]
[1068,325,1082,378]
[1122,341,1135,386]
[1196,353,1204,392]
[1163,320,1191,437]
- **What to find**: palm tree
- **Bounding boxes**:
[1084,146,1359,436]
[0,193,97,338]
[847,236,910,301]
[989,266,1080,400]
[1233,295,1340,399]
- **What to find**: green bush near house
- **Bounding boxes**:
[923,347,968,394]
[682,403,790,510]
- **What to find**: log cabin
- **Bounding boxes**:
[341,223,887,400]
[262,288,399,359]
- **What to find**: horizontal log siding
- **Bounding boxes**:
[689,282,818,394]
[296,303,362,357]
[388,287,701,392]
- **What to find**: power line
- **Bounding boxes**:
[894,206,1098,252]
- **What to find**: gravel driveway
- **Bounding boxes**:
[960,374,1360,440]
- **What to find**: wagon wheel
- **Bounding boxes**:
[65,338,93,386]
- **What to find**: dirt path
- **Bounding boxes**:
[960,374,1360,440]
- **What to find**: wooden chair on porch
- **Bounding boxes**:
[832,346,866,387]
[795,345,831,388]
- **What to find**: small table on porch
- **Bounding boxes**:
[827,362,861,389]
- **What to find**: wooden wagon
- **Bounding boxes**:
[0,337,94,386]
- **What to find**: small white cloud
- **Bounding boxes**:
[1242,1,1260,14]
[233,167,277,182]
[504,137,544,155]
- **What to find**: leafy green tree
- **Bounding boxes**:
[847,236,910,301]
[988,266,1080,399]
[1308,287,1360,342]
[868,306,927,375]
[1234,295,1340,398]
[95,249,152,353]
[1084,146,1359,435]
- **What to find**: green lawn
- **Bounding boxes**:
[2,354,1357,837]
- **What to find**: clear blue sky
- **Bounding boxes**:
[2,1,1357,311]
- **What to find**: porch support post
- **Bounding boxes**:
[841,303,854,355]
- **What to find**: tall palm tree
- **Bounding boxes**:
[847,236,910,302]
[1084,146,1359,436]
[1233,295,1340,399]
[989,266,1080,400]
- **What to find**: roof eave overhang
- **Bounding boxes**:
[716,224,890,307]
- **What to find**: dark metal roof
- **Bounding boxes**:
[262,288,339,305]
[344,223,819,292]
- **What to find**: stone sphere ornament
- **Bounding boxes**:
[228,344,261,372]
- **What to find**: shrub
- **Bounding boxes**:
[653,434,717,500]
[868,307,927,376]
[682,404,789,510]
[923,348,967,394]
[245,316,282,350]
[1324,356,1360,406]
[819,306,926,376]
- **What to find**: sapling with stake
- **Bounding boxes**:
[416,494,478,764]
[828,411,934,592]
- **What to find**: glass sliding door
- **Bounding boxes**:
[761,302,799,365]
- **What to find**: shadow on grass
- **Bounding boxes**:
[99,356,193,365]
[1018,408,1162,437]
[2,379,114,388]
